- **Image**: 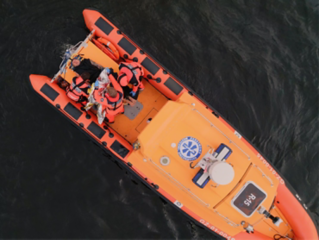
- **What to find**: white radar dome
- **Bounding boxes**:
[208,161,234,185]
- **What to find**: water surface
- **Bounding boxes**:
[0,0,318,238]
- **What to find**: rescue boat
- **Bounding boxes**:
[29,8,318,240]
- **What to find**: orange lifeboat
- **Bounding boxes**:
[29,8,318,240]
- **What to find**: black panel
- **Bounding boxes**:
[118,37,136,55]
[63,102,82,120]
[141,57,160,75]
[87,122,106,139]
[40,83,59,101]
[110,140,129,158]
[95,17,114,35]
[232,183,266,217]
[164,77,183,95]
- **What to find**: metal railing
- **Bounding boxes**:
[192,109,251,160]
[145,157,240,228]
[212,209,240,227]
[253,164,274,187]
[147,158,210,207]
[51,30,95,83]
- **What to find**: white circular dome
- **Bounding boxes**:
[208,161,234,185]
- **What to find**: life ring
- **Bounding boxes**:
[93,37,120,61]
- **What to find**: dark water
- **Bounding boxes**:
[0,0,318,238]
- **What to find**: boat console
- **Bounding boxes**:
[192,143,234,188]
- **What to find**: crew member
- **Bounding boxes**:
[93,68,124,124]
[71,55,103,84]
[117,62,144,98]
[66,72,91,103]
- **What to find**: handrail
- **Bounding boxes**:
[192,109,251,160]
[51,30,95,83]
[144,156,241,228]
[212,209,240,227]
[253,164,274,187]
[147,158,210,207]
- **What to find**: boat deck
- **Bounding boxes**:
[60,39,168,144]
[111,81,167,143]
[127,92,289,236]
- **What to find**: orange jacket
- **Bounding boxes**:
[118,62,144,92]
[93,74,124,114]
[66,76,90,102]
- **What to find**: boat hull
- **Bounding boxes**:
[29,8,318,240]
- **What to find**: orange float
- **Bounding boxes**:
[29,8,318,240]
[92,37,119,61]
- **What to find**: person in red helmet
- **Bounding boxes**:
[117,62,144,98]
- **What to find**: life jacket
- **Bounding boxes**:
[93,89,123,113]
[118,62,144,89]
[66,76,90,102]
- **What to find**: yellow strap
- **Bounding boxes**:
[87,83,95,94]
[84,103,94,110]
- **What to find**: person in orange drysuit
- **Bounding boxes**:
[93,68,124,123]
[117,61,144,98]
[65,72,91,103]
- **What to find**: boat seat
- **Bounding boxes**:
[192,143,232,188]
